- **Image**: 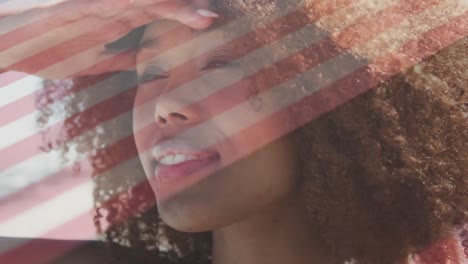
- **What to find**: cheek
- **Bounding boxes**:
[132,100,153,149]
[220,137,299,220]
[214,99,291,168]
[132,84,164,137]
[245,137,298,190]
[132,93,161,176]
[212,104,298,214]
[214,92,298,195]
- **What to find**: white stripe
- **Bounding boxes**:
[0,180,94,238]
[0,3,56,35]
[182,53,365,148]
[0,0,68,15]
[0,111,38,150]
[0,73,135,151]
[0,151,73,199]
[317,0,398,33]
[352,0,468,59]
[0,74,42,108]
[0,109,132,190]
[1,17,112,67]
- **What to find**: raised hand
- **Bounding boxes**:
[0,0,217,78]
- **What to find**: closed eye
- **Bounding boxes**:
[202,48,238,71]
[138,73,168,84]
[201,59,234,70]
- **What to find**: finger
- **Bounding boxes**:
[145,0,218,29]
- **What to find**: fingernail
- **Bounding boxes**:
[196,9,219,18]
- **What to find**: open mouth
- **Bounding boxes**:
[148,138,222,199]
[154,151,221,183]
[149,152,221,201]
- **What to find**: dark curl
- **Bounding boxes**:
[293,38,467,263]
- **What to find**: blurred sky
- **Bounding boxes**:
[0,72,94,239]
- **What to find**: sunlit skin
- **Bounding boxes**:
[133,20,337,264]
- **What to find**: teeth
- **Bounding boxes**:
[158,154,199,165]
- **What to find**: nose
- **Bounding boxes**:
[154,93,201,126]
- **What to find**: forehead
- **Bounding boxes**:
[137,20,245,69]
[140,20,227,50]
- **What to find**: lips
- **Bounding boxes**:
[152,139,219,165]
[150,139,221,198]
[155,155,220,181]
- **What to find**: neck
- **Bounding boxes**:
[211,193,336,264]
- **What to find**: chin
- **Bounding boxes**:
[156,193,224,233]
[156,184,253,233]
[152,163,239,232]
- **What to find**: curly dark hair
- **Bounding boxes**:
[36,1,467,263]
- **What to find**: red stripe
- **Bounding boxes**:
[0,71,28,90]
[0,160,92,222]
[373,12,467,75]
[0,239,86,264]
[7,11,151,73]
[0,86,136,171]
[0,213,96,264]
[334,0,443,48]
[0,9,73,53]
[0,88,36,125]
[305,0,354,20]
[0,73,114,127]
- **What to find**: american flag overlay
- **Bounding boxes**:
[0,0,467,263]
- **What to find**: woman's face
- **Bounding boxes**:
[133,20,298,232]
